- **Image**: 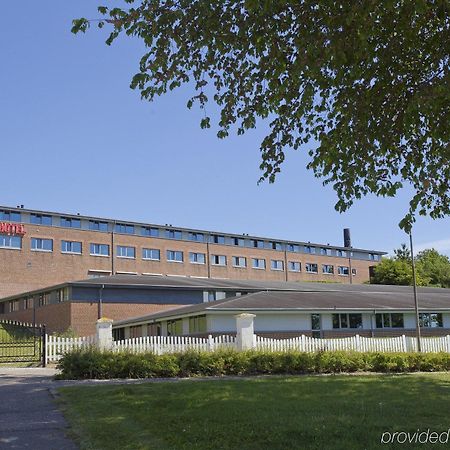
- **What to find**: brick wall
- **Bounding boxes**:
[0,301,186,336]
[0,302,72,333]
[70,302,186,336]
[0,224,379,298]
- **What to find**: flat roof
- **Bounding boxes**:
[2,274,449,303]
[0,204,386,255]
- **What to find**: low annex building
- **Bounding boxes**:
[111,283,450,339]
[3,274,447,338]
[0,274,353,335]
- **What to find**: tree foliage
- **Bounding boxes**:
[416,248,450,287]
[72,1,450,230]
[372,245,450,287]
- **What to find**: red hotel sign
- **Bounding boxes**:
[0,222,26,236]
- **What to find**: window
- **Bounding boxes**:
[370,253,380,261]
[419,313,443,328]
[271,241,282,251]
[322,264,334,274]
[0,235,22,249]
[189,232,204,242]
[90,243,110,256]
[89,220,108,232]
[233,237,245,246]
[232,256,246,268]
[252,239,264,249]
[142,226,159,237]
[338,266,349,276]
[60,288,70,302]
[212,235,225,244]
[146,323,161,337]
[304,245,316,254]
[189,315,207,333]
[117,246,135,258]
[287,244,300,252]
[337,249,347,257]
[288,261,301,272]
[189,252,206,264]
[271,260,284,271]
[10,300,20,312]
[30,214,52,226]
[142,248,160,260]
[305,263,318,273]
[61,241,82,254]
[88,269,111,278]
[115,223,134,234]
[113,327,125,341]
[375,313,404,328]
[31,238,53,252]
[60,217,81,228]
[166,229,182,240]
[332,313,363,329]
[211,254,226,266]
[320,247,333,256]
[0,210,21,222]
[252,258,266,269]
[37,292,50,307]
[167,250,183,262]
[129,325,142,338]
[311,314,321,338]
[167,319,183,336]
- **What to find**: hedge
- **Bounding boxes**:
[55,349,450,380]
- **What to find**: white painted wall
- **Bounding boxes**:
[254,314,310,331]
[209,315,236,333]
[404,313,417,329]
[210,313,312,333]
[321,314,333,330]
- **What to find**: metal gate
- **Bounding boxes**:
[0,320,45,364]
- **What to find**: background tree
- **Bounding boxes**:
[393,244,411,262]
[372,245,450,287]
[371,257,427,286]
[72,1,449,231]
[416,249,450,287]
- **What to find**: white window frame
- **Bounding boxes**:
[61,240,82,255]
[142,248,160,261]
[270,260,284,271]
[233,256,246,268]
[252,258,266,270]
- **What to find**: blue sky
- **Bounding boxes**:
[1,2,449,256]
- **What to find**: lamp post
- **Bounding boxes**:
[409,231,421,352]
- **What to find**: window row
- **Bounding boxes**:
[332,313,443,329]
[0,236,357,275]
[1,210,381,261]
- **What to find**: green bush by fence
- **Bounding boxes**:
[56,349,450,380]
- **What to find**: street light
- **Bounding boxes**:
[409,231,421,352]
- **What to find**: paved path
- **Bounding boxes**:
[0,368,78,450]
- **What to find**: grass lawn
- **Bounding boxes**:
[58,373,450,450]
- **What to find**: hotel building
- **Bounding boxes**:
[0,205,386,301]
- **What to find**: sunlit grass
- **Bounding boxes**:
[59,373,450,450]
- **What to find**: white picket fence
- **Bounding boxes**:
[45,334,450,363]
[46,335,96,363]
[255,334,450,353]
[113,334,236,355]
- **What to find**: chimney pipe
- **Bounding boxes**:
[343,228,351,248]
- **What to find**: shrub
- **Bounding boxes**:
[56,349,450,380]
